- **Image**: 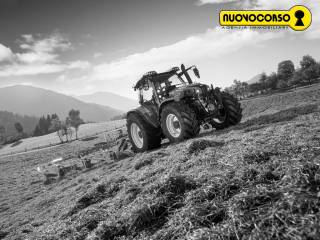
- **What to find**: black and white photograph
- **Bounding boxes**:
[0,0,320,239]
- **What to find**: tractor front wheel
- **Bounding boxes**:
[161,102,200,143]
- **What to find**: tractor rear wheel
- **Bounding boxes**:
[161,102,200,143]
[127,113,161,152]
[211,92,242,130]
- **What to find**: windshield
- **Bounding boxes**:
[168,75,186,87]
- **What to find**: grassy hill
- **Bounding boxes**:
[1,84,320,240]
[0,120,126,156]
[0,85,123,122]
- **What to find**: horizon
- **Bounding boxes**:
[0,0,319,98]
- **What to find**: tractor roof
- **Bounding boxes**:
[134,67,179,91]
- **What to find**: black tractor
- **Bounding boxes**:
[126,64,242,152]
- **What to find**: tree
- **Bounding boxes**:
[240,82,249,98]
[33,125,41,136]
[288,69,303,87]
[68,109,83,140]
[50,115,61,132]
[0,125,6,143]
[266,72,278,90]
[300,55,317,70]
[259,72,268,91]
[14,122,23,135]
[302,63,320,85]
[277,79,288,89]
[249,82,263,93]
[277,60,295,84]
[231,80,242,99]
[50,116,64,143]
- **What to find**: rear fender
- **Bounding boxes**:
[127,105,160,128]
[159,99,175,117]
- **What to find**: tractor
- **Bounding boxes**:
[126,64,242,152]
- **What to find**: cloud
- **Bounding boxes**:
[0,44,13,62]
[94,52,103,58]
[16,32,71,64]
[0,64,66,77]
[67,60,91,70]
[196,0,236,5]
[63,27,280,96]
[0,32,89,77]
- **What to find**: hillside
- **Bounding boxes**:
[1,84,320,240]
[246,73,262,84]
[76,92,138,112]
[0,111,39,136]
[0,85,123,122]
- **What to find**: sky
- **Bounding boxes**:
[0,0,319,99]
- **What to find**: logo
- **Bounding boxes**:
[220,5,312,31]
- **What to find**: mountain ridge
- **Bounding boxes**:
[76,91,138,112]
[0,85,122,122]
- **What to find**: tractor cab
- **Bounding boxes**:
[134,64,200,105]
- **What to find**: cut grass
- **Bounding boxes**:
[1,85,320,240]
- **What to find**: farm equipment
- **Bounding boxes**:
[126,64,242,152]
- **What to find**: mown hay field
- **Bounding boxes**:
[1,84,320,240]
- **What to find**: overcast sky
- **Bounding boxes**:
[0,0,319,98]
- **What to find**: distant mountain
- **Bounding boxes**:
[247,73,263,85]
[76,92,138,112]
[0,85,122,122]
[0,111,39,136]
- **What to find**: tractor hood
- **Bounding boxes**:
[168,83,209,101]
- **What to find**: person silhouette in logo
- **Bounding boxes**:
[295,10,305,26]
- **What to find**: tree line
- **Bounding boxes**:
[225,55,320,99]
[34,109,84,143]
[0,109,83,145]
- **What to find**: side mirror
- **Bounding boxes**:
[193,67,200,78]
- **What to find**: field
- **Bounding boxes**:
[1,84,320,240]
[0,120,126,156]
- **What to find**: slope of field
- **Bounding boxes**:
[1,84,320,240]
[0,85,122,122]
[241,83,320,120]
[0,120,125,156]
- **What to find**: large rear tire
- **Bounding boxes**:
[211,92,242,130]
[161,102,200,143]
[127,113,161,152]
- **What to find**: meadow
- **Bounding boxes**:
[0,83,320,240]
[0,120,126,156]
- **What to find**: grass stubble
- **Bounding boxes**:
[1,86,320,240]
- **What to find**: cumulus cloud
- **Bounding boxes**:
[0,32,90,77]
[16,32,71,64]
[0,44,13,62]
[61,27,280,96]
